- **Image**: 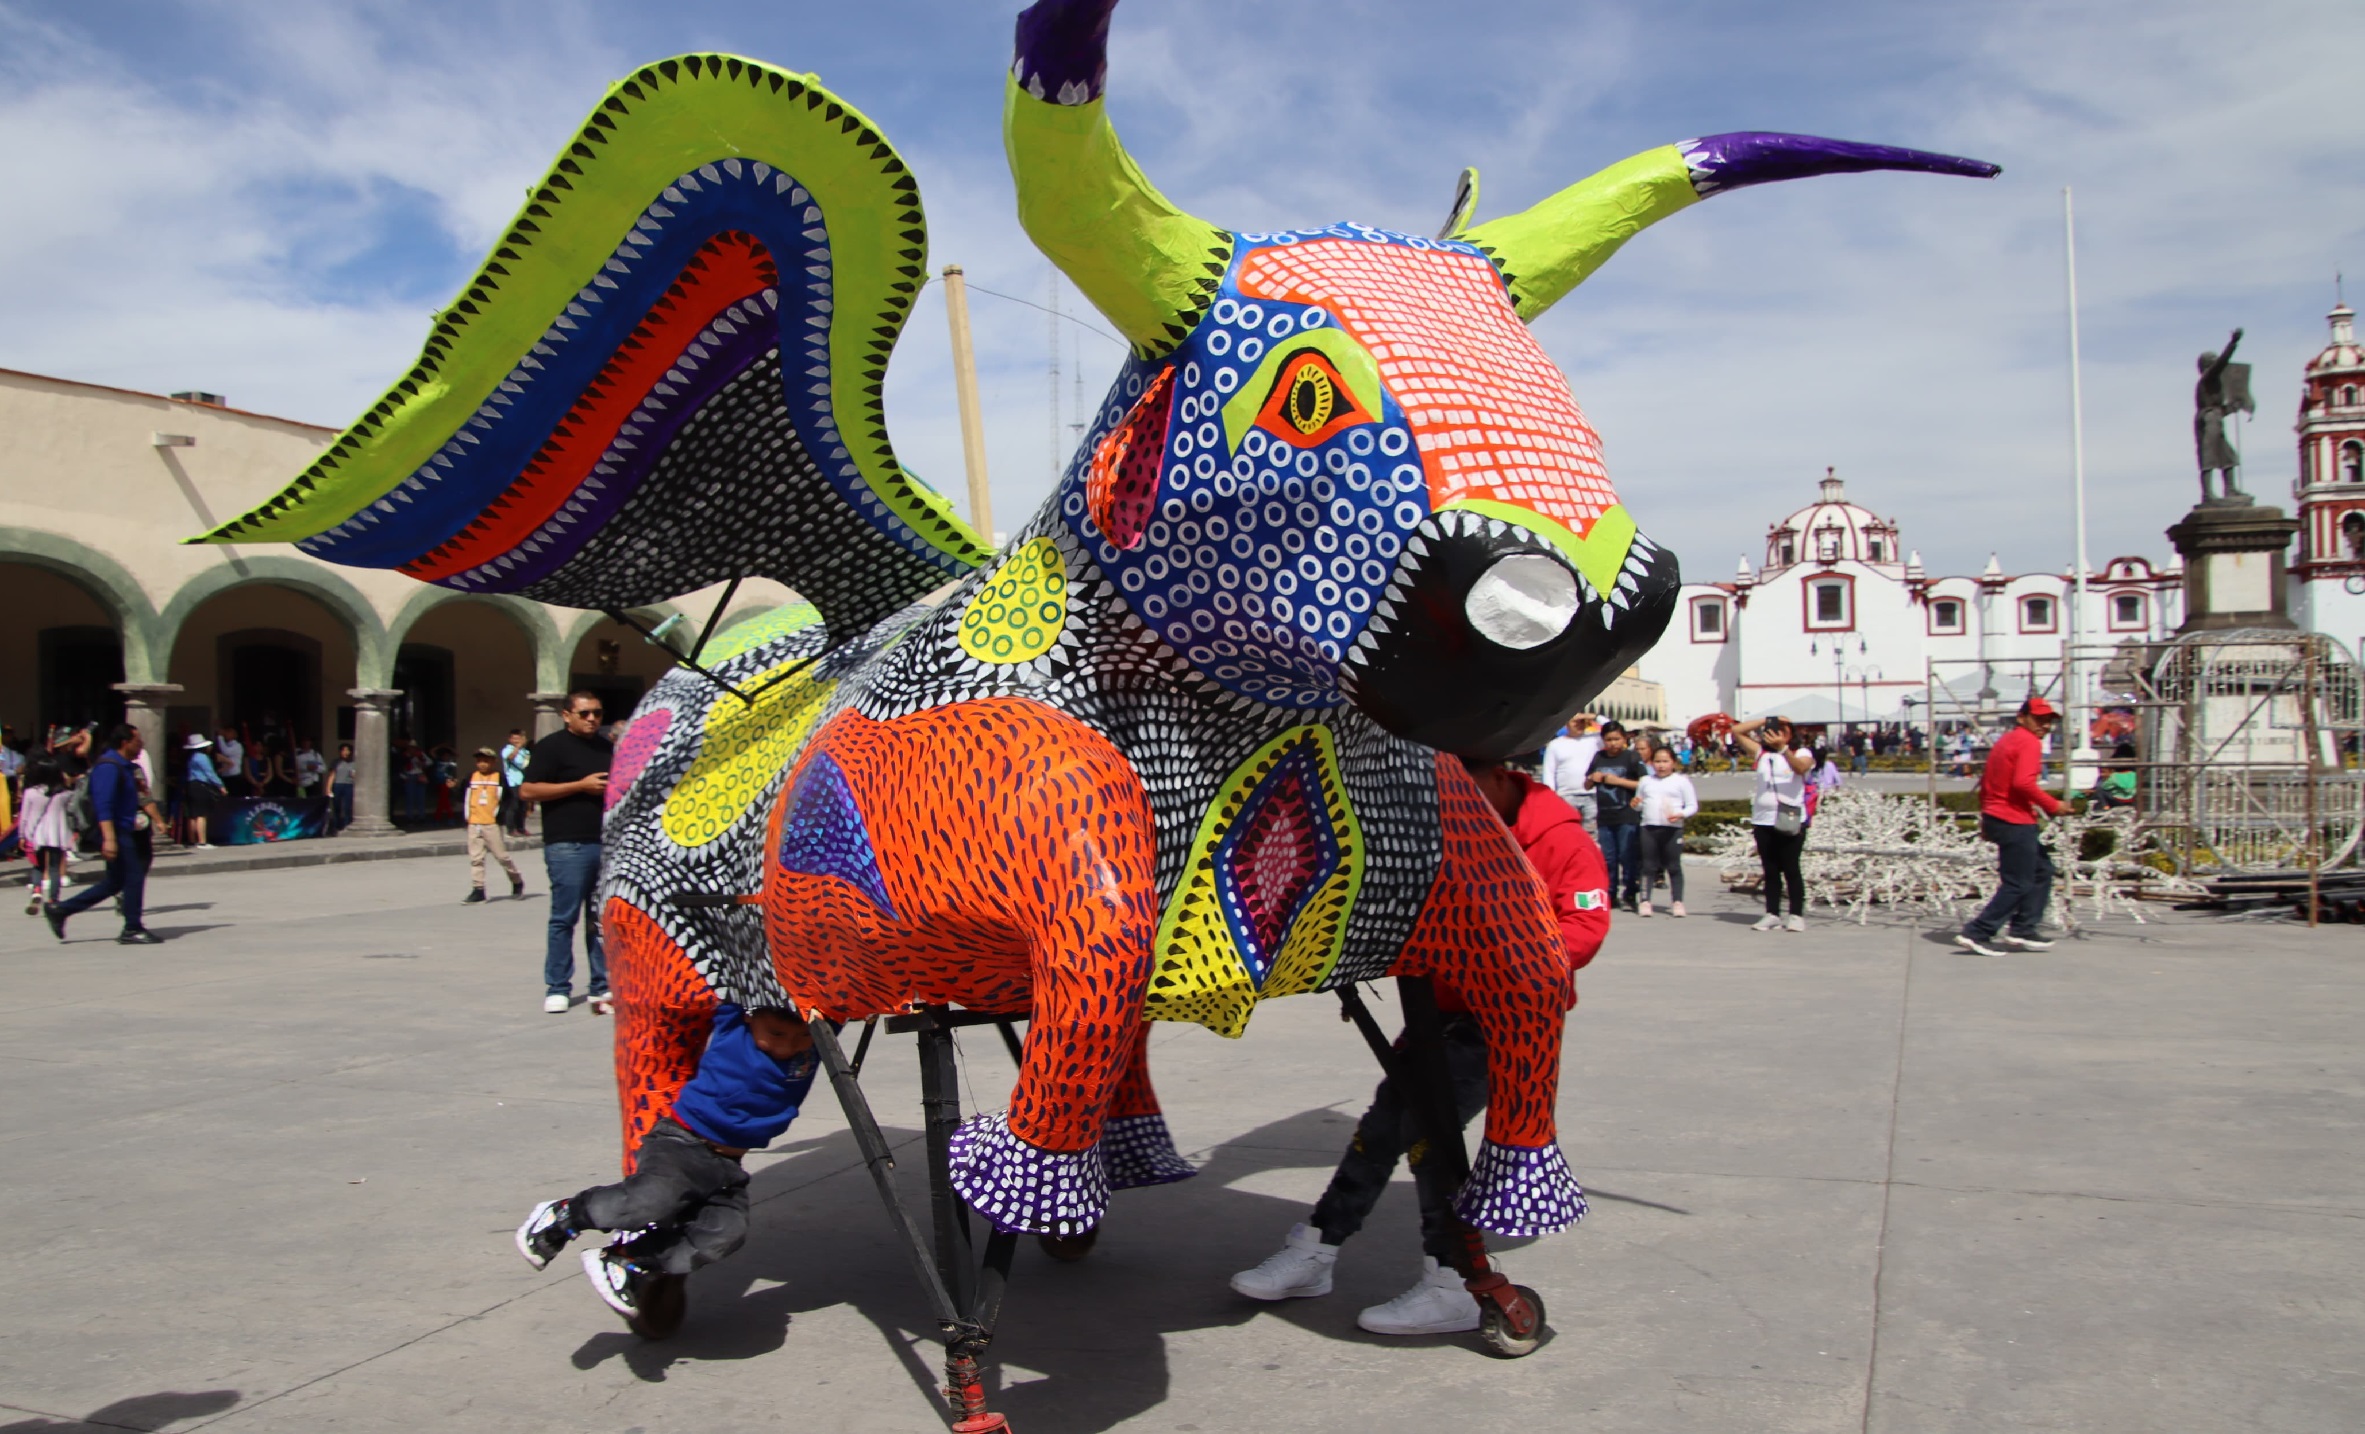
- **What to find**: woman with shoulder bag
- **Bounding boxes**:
[1735,716,1816,932]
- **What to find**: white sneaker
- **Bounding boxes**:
[1784,914,1807,933]
[1670,902,1687,918]
[1751,915,1783,932]
[1357,1256,1480,1335]
[1229,1222,1336,1301]
[543,993,571,1014]
[1637,900,1653,917]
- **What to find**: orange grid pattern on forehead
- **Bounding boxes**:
[1238,240,1616,536]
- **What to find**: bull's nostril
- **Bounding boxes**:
[1463,553,1580,650]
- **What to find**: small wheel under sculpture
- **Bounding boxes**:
[627,1273,689,1341]
[1036,1228,1099,1263]
[1477,1284,1547,1358]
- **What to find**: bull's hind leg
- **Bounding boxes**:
[605,899,718,1173]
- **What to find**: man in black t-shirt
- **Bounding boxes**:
[1586,721,1648,912]
[520,692,614,1015]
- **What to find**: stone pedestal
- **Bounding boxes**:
[2166,497,2299,634]
[110,683,184,771]
[527,691,573,743]
[342,688,403,837]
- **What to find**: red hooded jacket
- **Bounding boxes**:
[1439,773,1611,1013]
[1979,725,2063,825]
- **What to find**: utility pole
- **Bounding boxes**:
[2064,186,2099,788]
[939,265,995,545]
[1047,267,1063,487]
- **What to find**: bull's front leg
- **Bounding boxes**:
[946,713,1162,1236]
[1389,755,1588,1237]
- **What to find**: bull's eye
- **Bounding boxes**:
[1283,366,1334,434]
[1253,349,1373,448]
[1464,553,1580,650]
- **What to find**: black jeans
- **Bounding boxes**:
[1310,1016,1490,1261]
[1966,816,2054,941]
[1638,826,1685,902]
[1753,824,1806,916]
[571,1118,751,1276]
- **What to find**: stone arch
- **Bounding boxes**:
[388,588,568,693]
[559,603,686,719]
[159,558,391,686]
[0,526,164,682]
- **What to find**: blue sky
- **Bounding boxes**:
[4,0,2358,584]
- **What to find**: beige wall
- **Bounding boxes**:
[0,368,798,774]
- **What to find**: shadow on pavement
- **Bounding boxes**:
[0,1390,240,1433]
[562,1105,1531,1432]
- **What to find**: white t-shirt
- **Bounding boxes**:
[1751,750,1809,826]
[1637,772,1699,827]
[1542,734,1601,801]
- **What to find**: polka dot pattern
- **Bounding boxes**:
[949,1108,1112,1236]
[1453,1140,1588,1238]
[958,537,1069,665]
[1101,1113,1197,1190]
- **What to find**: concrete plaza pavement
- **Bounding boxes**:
[1,856,2360,1433]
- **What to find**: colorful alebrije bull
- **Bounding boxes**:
[201,0,1994,1238]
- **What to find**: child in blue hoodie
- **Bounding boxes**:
[514,1004,819,1332]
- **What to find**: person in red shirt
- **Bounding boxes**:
[1958,697,2064,956]
[1229,757,1609,1335]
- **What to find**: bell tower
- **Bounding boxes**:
[2291,299,2365,637]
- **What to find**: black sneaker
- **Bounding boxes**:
[463,889,487,905]
[45,908,66,942]
[510,877,525,898]
[515,1198,576,1270]
[117,929,163,946]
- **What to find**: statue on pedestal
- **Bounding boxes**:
[2195,328,2255,502]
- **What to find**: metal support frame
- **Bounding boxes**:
[807,1008,1027,1432]
[1334,981,1544,1350]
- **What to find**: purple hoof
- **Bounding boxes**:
[1453,1140,1587,1237]
[948,1110,1110,1236]
[1101,1113,1197,1190]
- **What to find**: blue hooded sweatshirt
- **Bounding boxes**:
[669,1004,821,1150]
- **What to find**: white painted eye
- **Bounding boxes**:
[1464,553,1580,649]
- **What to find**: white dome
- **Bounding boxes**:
[1764,468,1903,570]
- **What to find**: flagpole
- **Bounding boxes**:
[2064,187,2098,787]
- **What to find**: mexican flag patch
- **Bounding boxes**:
[1570,889,1608,911]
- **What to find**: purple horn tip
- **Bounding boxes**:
[1014,0,1120,106]
[1678,132,2001,198]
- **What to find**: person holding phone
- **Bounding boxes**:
[1734,716,1815,932]
[520,693,614,1014]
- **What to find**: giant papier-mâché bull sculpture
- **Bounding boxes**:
[197,0,1995,1238]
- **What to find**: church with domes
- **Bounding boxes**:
[1642,468,2181,730]
[1645,299,2365,734]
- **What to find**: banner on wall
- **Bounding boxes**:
[218,797,331,846]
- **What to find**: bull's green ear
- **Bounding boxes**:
[1003,76,1233,359]
[1460,146,1699,322]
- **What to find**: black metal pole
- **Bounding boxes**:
[804,1016,963,1327]
[916,1012,976,1316]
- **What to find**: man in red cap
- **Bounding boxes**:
[1957,698,2063,956]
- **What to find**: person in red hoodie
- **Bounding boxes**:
[1229,756,1610,1335]
[1957,697,2064,957]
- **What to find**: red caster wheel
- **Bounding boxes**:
[1478,1284,1546,1357]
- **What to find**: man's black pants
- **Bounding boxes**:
[1310,1015,1489,1262]
[1965,815,2055,941]
[571,1118,751,1276]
